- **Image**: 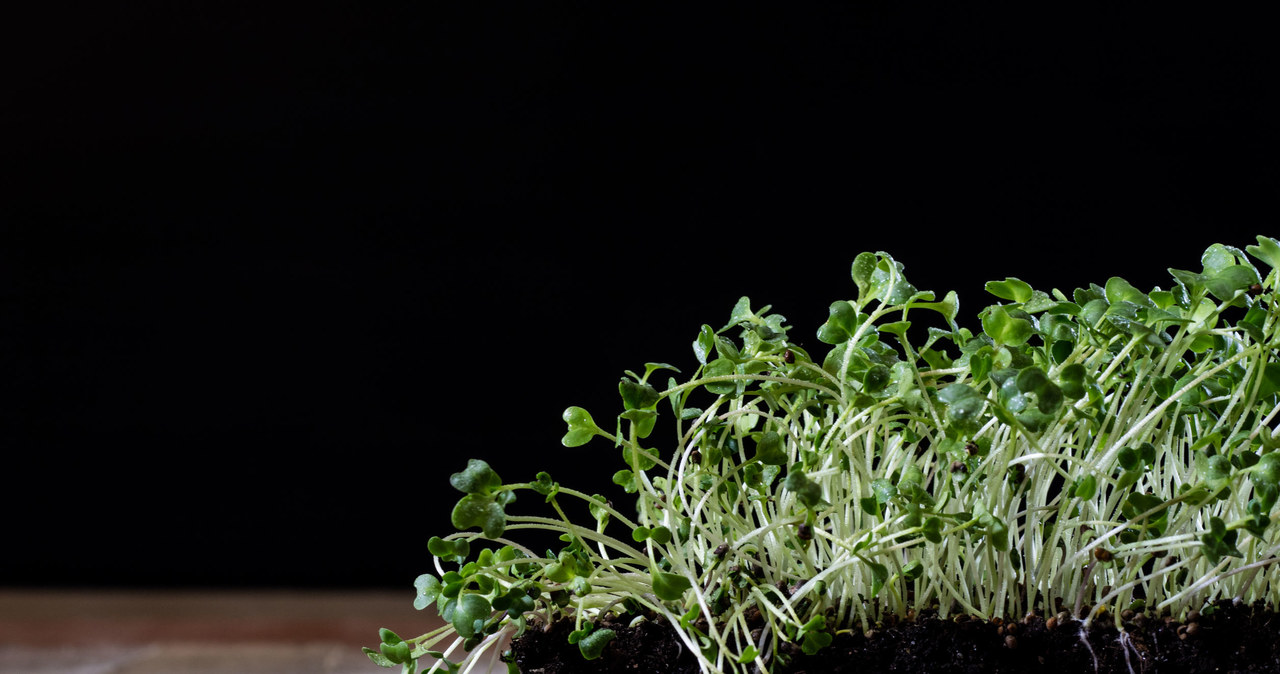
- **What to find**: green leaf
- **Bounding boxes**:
[378,629,411,665]
[982,305,1034,347]
[862,363,891,393]
[451,493,507,539]
[1070,474,1097,500]
[1022,291,1059,313]
[752,430,788,466]
[1169,268,1208,297]
[619,378,660,411]
[1117,446,1140,471]
[620,407,659,439]
[562,407,600,447]
[414,574,442,610]
[867,560,889,597]
[1201,516,1242,565]
[379,627,403,645]
[363,646,397,668]
[1122,492,1169,536]
[544,551,576,583]
[1202,243,1238,276]
[1048,338,1072,364]
[969,347,993,384]
[428,536,470,562]
[643,362,680,380]
[1253,482,1279,517]
[450,459,502,496]
[922,516,942,544]
[452,593,492,639]
[975,504,1009,550]
[1105,277,1153,307]
[651,570,692,601]
[1206,265,1261,301]
[578,628,616,660]
[985,277,1034,303]
[939,383,987,436]
[532,471,559,501]
[908,289,960,327]
[1247,235,1280,272]
[870,478,897,504]
[802,629,833,655]
[1057,363,1087,400]
[612,469,637,493]
[585,495,611,527]
[784,468,827,509]
[938,382,981,404]
[817,300,859,344]
[1149,289,1177,309]
[1204,454,1233,492]
[1252,452,1280,488]
[726,296,755,327]
[703,358,737,395]
[851,252,878,303]
[570,576,593,597]
[737,646,760,664]
[693,324,716,364]
[379,642,411,665]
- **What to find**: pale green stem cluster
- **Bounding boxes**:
[381,241,1280,674]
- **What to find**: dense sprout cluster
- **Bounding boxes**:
[368,237,1280,674]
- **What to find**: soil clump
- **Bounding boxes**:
[511,599,1280,673]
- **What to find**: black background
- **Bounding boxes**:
[2,4,1275,589]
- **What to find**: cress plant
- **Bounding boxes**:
[367,236,1280,674]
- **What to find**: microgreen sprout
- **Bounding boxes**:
[367,237,1280,673]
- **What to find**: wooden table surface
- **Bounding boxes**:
[0,588,504,673]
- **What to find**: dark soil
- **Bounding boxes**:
[511,599,1280,673]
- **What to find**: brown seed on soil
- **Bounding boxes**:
[1004,634,1019,650]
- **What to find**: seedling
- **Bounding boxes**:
[367,237,1280,673]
